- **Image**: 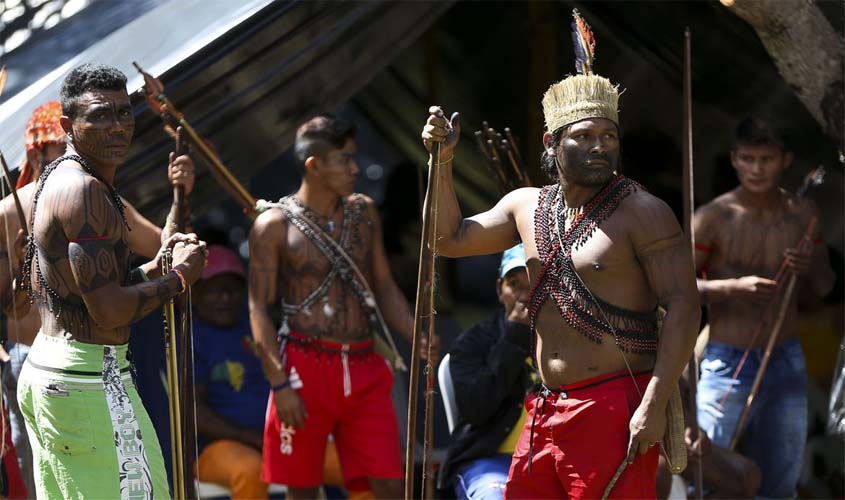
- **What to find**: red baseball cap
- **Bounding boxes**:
[200,245,245,281]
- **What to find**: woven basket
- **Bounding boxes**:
[661,383,687,474]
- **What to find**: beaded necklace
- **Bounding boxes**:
[274,196,379,338]
[527,175,659,354]
[288,195,339,233]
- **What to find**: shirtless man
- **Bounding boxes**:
[15,63,207,499]
[0,100,195,344]
[0,100,195,495]
[421,70,700,497]
[250,114,431,499]
[694,117,834,498]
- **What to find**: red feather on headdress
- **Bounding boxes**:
[571,9,596,75]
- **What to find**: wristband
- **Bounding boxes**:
[433,156,454,166]
[170,267,187,293]
[271,380,292,393]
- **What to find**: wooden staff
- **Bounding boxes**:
[682,27,704,500]
[161,249,187,500]
[173,127,198,499]
[0,153,27,237]
[133,62,256,212]
[728,218,816,451]
[135,64,203,499]
[405,140,442,500]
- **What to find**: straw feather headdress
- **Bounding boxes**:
[542,9,619,132]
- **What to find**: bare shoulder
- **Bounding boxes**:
[501,186,540,216]
[251,206,287,239]
[696,191,738,221]
[41,164,118,235]
[619,189,676,224]
[619,190,683,250]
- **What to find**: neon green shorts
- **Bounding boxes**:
[18,335,169,499]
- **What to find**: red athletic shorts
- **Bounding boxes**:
[505,370,659,499]
[261,331,403,488]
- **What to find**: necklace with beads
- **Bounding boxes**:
[289,195,339,233]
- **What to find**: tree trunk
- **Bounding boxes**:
[723,0,844,152]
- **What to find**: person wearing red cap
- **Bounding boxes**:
[192,245,271,499]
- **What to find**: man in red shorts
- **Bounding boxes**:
[419,11,700,499]
[249,114,434,499]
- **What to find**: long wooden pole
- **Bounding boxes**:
[162,251,186,500]
[682,27,704,500]
[405,142,441,500]
[728,218,816,450]
[172,128,198,500]
[0,153,28,237]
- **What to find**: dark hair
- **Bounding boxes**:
[732,117,789,152]
[293,114,356,173]
[60,63,127,119]
[540,126,566,182]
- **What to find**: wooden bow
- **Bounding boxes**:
[132,62,256,212]
[405,141,443,500]
[682,27,704,500]
[0,66,28,322]
[136,78,197,500]
[0,67,24,237]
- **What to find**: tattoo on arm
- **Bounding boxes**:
[68,241,119,293]
[163,196,192,240]
[637,234,693,305]
[129,273,182,322]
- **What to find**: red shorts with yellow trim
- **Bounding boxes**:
[505,370,659,499]
[261,331,403,488]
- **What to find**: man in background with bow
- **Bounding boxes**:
[694,117,834,498]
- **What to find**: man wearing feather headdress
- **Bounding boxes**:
[420,10,700,499]
[694,117,834,498]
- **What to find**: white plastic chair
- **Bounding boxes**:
[438,353,458,433]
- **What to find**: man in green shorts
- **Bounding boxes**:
[17,63,207,499]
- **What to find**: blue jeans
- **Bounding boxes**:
[697,339,807,499]
[455,454,512,500]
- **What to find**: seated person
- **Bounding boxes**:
[438,244,539,500]
[193,245,270,499]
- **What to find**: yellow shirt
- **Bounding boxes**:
[498,355,540,453]
[498,408,528,454]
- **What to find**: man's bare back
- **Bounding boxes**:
[29,158,204,345]
[695,188,823,348]
[33,163,132,344]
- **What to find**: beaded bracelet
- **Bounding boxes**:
[271,380,292,393]
[171,267,187,293]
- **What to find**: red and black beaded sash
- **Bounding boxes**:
[527,175,659,354]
